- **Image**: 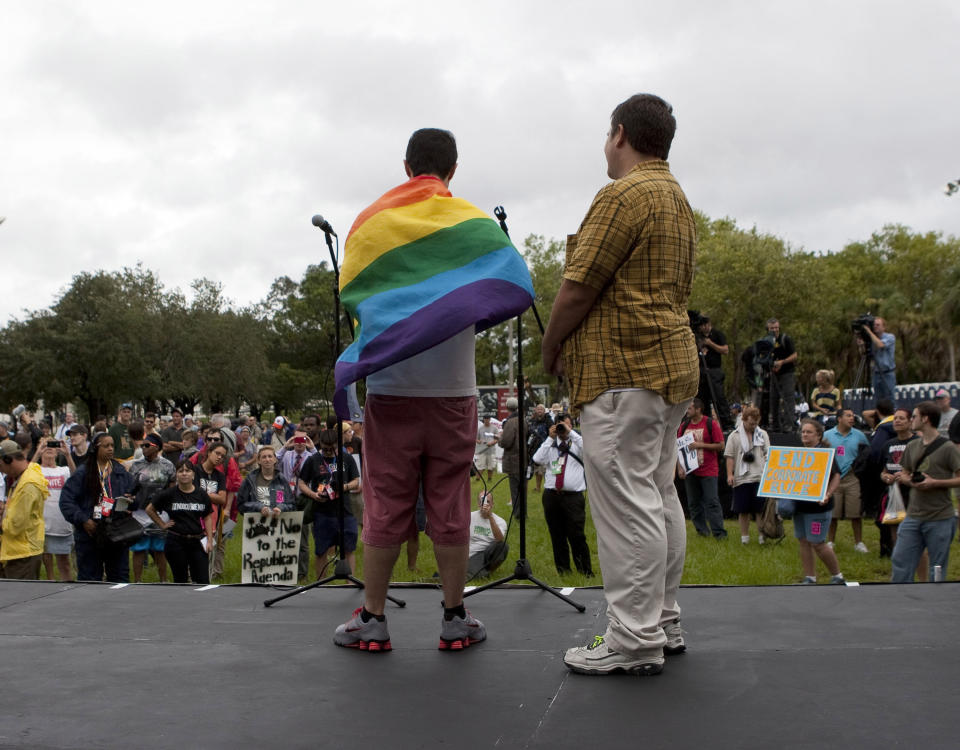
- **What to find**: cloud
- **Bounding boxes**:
[2,0,959,325]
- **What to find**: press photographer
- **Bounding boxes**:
[765,318,798,432]
[692,312,733,430]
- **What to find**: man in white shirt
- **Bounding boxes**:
[474,415,500,482]
[54,412,76,442]
[533,414,592,576]
[466,491,508,579]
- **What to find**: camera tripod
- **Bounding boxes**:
[850,351,874,416]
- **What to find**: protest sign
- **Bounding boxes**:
[759,447,835,503]
[677,432,699,473]
[241,511,304,584]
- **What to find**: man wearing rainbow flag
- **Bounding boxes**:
[332,128,533,652]
[542,94,699,676]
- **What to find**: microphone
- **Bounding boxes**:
[311,214,337,236]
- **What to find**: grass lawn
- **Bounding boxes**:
[47,474,960,586]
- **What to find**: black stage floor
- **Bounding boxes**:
[1,579,957,749]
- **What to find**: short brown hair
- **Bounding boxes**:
[915,401,941,429]
[610,94,676,160]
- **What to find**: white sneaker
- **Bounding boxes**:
[564,635,664,675]
[854,542,868,554]
[826,541,835,549]
[758,534,766,545]
[662,619,686,655]
[741,535,750,544]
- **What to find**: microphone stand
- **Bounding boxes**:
[463,206,584,612]
[265,220,405,609]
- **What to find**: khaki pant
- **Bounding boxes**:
[580,390,690,658]
[0,554,43,580]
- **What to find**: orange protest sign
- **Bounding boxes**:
[759,447,835,503]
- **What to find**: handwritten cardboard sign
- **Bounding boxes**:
[759,447,835,503]
[241,511,303,584]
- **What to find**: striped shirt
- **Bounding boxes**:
[562,160,699,407]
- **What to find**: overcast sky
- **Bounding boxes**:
[3,1,959,324]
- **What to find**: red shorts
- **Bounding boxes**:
[361,394,477,547]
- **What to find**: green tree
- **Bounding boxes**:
[259,264,339,415]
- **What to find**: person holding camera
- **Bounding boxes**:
[861,317,896,404]
[299,429,360,576]
[723,405,770,544]
[766,318,798,432]
[0,439,48,580]
[532,414,592,576]
[888,401,960,582]
[696,315,734,431]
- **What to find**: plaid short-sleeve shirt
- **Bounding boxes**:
[562,160,699,408]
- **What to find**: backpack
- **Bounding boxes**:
[678,415,720,444]
[758,497,785,542]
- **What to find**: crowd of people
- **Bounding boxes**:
[0,408,366,586]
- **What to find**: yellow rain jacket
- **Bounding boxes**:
[1,462,49,562]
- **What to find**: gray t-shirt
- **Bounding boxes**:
[367,327,476,397]
[900,438,960,521]
[939,408,958,439]
[160,426,184,463]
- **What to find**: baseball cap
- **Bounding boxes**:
[273,416,287,429]
[505,397,518,410]
[0,439,22,458]
[222,428,237,452]
[120,402,133,410]
[143,434,164,449]
[935,388,950,399]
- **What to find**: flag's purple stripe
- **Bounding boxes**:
[334,278,531,397]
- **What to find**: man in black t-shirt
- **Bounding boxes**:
[874,407,918,558]
[696,316,733,430]
[298,430,361,574]
[766,318,798,433]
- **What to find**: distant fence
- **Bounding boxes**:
[842,381,959,410]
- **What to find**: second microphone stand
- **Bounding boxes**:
[463,206,584,612]
[265,219,405,609]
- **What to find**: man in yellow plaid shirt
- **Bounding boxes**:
[542,93,698,676]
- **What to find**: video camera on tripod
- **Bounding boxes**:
[748,332,777,390]
[851,312,876,355]
[688,309,708,348]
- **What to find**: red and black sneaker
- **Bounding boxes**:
[334,608,392,652]
[438,610,486,650]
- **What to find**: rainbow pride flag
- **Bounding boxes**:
[334,176,534,417]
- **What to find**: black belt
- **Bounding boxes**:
[167,530,205,540]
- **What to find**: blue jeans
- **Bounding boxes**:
[872,368,896,404]
[684,475,726,538]
[890,516,955,582]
